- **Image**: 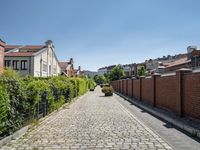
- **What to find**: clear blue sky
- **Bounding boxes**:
[1,0,200,71]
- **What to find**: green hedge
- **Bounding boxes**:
[0,69,92,137]
[87,79,96,90]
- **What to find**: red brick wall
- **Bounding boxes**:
[122,80,125,94]
[183,72,200,120]
[110,71,200,121]
[0,43,5,75]
[127,79,132,97]
[156,75,179,114]
[133,79,140,99]
[120,80,123,93]
[142,78,153,105]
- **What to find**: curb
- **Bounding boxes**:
[115,92,200,139]
[0,125,30,148]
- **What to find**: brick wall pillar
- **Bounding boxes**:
[122,79,125,94]
[152,73,161,107]
[140,76,145,101]
[176,68,192,117]
[0,40,6,75]
[131,78,135,98]
[126,79,128,96]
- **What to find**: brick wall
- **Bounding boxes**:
[183,72,200,120]
[127,79,132,97]
[155,75,179,114]
[111,70,200,121]
[133,79,140,100]
[0,40,5,75]
[142,78,153,105]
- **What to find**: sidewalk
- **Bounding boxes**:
[115,93,200,150]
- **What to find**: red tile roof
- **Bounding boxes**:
[5,52,33,57]
[0,39,6,47]
[5,45,21,51]
[20,45,46,50]
[59,61,70,69]
[165,57,191,68]
[5,45,46,52]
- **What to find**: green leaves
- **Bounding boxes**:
[0,86,9,136]
[138,65,147,77]
[109,65,125,81]
[0,71,91,137]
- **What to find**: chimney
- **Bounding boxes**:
[70,58,74,64]
[78,66,81,71]
[45,40,54,48]
[0,39,6,75]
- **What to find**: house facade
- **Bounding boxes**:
[98,67,108,75]
[75,66,82,77]
[59,58,74,77]
[122,64,135,77]
[0,39,6,75]
[4,40,61,77]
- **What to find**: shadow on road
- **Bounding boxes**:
[118,96,200,144]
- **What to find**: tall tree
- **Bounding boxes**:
[138,66,147,76]
[109,65,125,81]
[94,75,107,84]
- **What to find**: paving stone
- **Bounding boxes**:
[1,87,173,150]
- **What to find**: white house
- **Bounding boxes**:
[4,40,61,77]
[98,67,108,75]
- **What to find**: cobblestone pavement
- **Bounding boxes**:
[1,87,174,150]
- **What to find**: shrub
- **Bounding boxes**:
[88,79,96,90]
[0,69,91,137]
[0,75,27,135]
[0,86,9,136]
[26,80,50,117]
[77,78,88,96]
[102,86,114,96]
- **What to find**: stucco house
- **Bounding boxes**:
[4,40,61,77]
[0,39,6,75]
[59,58,74,77]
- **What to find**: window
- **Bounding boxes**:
[12,60,19,70]
[21,60,28,70]
[53,65,56,74]
[4,60,11,68]
[49,65,51,75]
[42,62,47,72]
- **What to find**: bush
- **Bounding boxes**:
[102,86,114,96]
[77,78,88,96]
[0,74,27,135]
[26,80,51,116]
[0,86,9,136]
[0,69,91,137]
[88,79,96,90]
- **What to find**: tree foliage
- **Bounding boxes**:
[109,65,125,81]
[94,75,107,84]
[138,66,147,77]
[0,69,92,137]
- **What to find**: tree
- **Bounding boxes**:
[138,66,147,77]
[109,65,125,81]
[94,75,107,85]
[103,73,110,83]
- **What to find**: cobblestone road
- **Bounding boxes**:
[1,87,174,150]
